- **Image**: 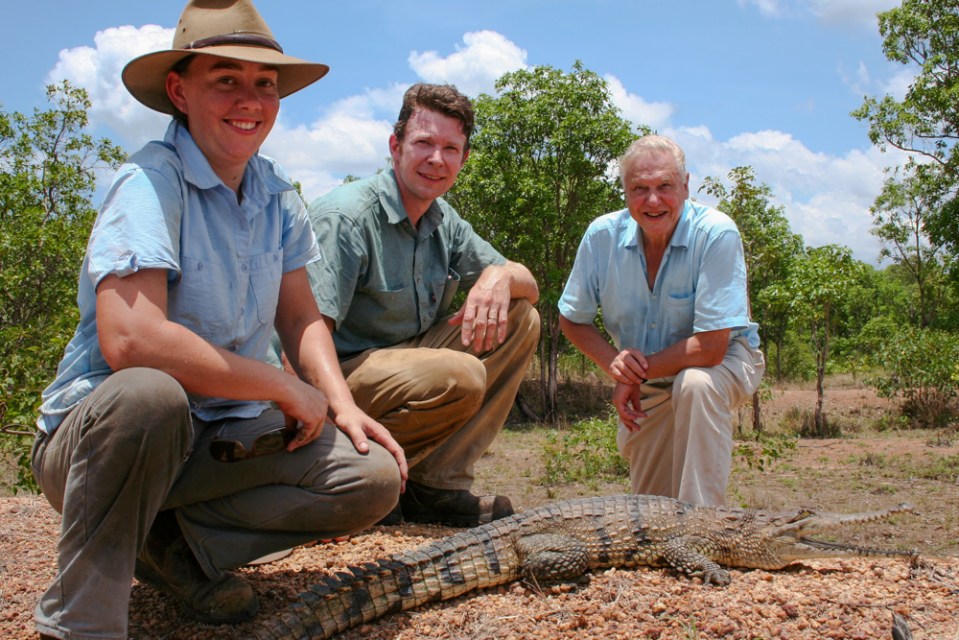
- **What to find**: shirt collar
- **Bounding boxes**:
[626,199,694,251]
[165,120,294,212]
[378,169,445,233]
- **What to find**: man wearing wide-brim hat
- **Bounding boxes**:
[31,1,407,638]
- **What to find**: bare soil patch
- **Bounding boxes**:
[2,382,958,639]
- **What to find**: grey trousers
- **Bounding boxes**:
[617,338,766,507]
[32,367,401,640]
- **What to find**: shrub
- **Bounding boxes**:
[541,410,628,489]
[869,325,959,429]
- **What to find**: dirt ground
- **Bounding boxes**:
[2,382,958,639]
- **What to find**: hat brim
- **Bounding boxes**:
[122,46,329,115]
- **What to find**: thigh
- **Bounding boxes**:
[342,347,485,418]
[33,368,192,513]
[162,409,391,509]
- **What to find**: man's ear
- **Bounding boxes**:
[388,133,401,161]
[462,148,470,164]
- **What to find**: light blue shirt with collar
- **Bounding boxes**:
[37,120,319,433]
[558,199,759,355]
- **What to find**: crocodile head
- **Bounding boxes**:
[710,502,917,570]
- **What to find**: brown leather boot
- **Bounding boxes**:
[399,480,514,527]
[135,511,258,624]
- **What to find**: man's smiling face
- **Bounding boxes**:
[623,149,689,245]
[389,107,468,222]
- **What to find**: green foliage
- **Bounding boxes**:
[733,433,797,472]
[869,325,959,428]
[540,410,628,489]
[870,163,952,328]
[0,81,123,492]
[699,166,803,389]
[763,245,866,436]
[448,61,639,422]
[853,0,959,266]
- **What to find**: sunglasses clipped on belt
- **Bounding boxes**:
[209,426,297,463]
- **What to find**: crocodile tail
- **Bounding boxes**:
[244,527,521,639]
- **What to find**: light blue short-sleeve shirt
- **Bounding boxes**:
[558,200,759,354]
[37,121,320,433]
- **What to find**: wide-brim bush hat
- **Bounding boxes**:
[122,0,329,115]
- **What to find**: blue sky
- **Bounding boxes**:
[4,0,915,264]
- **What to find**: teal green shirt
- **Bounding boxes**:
[307,170,506,358]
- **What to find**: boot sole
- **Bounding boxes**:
[135,560,259,625]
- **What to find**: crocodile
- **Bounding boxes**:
[244,493,916,640]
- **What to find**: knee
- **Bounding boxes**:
[508,299,541,343]
[334,443,402,529]
[674,367,720,402]
[105,368,192,454]
[437,351,487,410]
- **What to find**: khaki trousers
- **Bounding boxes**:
[340,299,540,490]
[617,338,765,507]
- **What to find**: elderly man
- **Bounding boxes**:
[32,2,406,638]
[558,134,765,507]
[306,83,540,527]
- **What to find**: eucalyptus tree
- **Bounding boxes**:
[699,167,803,430]
[0,81,123,448]
[853,0,959,261]
[699,167,803,376]
[764,246,866,437]
[870,163,950,328]
[449,62,638,422]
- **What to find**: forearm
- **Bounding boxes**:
[559,315,619,375]
[643,328,731,379]
[280,315,355,415]
[104,317,300,404]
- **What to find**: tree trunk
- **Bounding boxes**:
[751,389,763,433]
[545,308,560,424]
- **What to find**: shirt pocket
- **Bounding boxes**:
[362,284,416,327]
[250,249,284,325]
[173,255,230,341]
[664,290,695,344]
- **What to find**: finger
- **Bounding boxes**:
[465,307,491,350]
[483,307,506,349]
[288,420,321,451]
[460,310,479,346]
[447,307,466,327]
[349,432,370,453]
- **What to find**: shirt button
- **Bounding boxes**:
[241,264,249,273]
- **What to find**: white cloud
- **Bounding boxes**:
[262,89,404,202]
[809,0,900,30]
[604,75,674,132]
[881,67,915,101]
[740,0,899,29]
[408,30,528,97]
[49,24,172,150]
[737,0,786,18]
[669,125,907,265]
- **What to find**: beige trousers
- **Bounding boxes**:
[340,299,540,490]
[617,338,765,507]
